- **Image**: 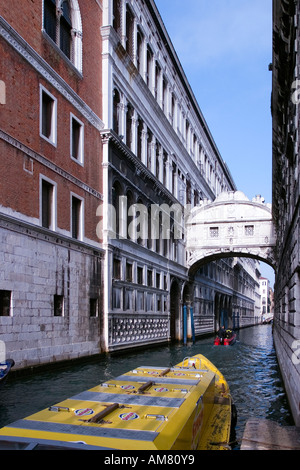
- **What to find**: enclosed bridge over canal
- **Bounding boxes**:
[181,190,276,340]
[185,191,276,273]
[167,191,276,342]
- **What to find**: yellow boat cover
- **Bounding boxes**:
[0,355,233,450]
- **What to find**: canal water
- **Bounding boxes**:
[0,324,294,449]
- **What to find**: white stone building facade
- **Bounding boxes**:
[0,0,263,370]
[100,0,262,351]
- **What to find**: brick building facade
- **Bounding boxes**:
[0,0,105,369]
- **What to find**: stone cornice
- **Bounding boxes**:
[0,129,103,200]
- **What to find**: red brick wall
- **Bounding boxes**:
[0,0,102,115]
[0,0,103,244]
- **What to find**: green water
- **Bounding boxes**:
[0,325,293,448]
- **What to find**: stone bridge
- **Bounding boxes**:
[186,191,276,274]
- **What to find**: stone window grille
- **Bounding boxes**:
[245,225,254,236]
[210,227,219,238]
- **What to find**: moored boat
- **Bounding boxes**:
[0,354,235,451]
[0,359,15,388]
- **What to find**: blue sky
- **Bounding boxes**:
[155,0,275,285]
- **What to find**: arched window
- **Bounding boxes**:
[43,0,82,73]
[126,4,134,60]
[60,0,72,59]
[126,103,134,150]
[137,118,143,160]
[136,28,144,74]
[113,88,121,134]
[126,190,134,240]
[112,181,123,238]
[113,0,122,37]
[147,130,153,170]
[44,0,56,43]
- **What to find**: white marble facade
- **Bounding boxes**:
[100,0,262,350]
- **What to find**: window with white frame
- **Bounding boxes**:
[40,176,57,230]
[43,0,83,73]
[40,85,57,146]
[70,114,84,164]
[71,194,84,240]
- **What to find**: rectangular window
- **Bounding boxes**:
[147,269,153,287]
[40,85,57,145]
[71,195,83,240]
[245,225,254,236]
[157,295,161,312]
[90,298,98,317]
[124,288,133,310]
[137,291,144,310]
[210,227,219,238]
[71,114,84,164]
[0,291,11,316]
[41,178,55,230]
[137,267,143,285]
[44,0,57,42]
[112,287,121,309]
[126,262,133,282]
[146,293,153,312]
[113,258,121,279]
[54,294,64,317]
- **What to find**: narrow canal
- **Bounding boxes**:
[0,324,294,449]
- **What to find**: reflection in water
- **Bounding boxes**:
[0,325,293,448]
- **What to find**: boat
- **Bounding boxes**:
[214,330,236,346]
[0,359,15,387]
[0,354,235,450]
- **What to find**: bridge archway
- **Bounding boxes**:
[183,191,276,337]
[186,191,277,272]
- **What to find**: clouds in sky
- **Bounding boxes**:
[165,0,271,67]
[155,0,275,284]
[155,0,273,204]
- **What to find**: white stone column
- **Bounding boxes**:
[99,133,111,352]
[102,0,111,25]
